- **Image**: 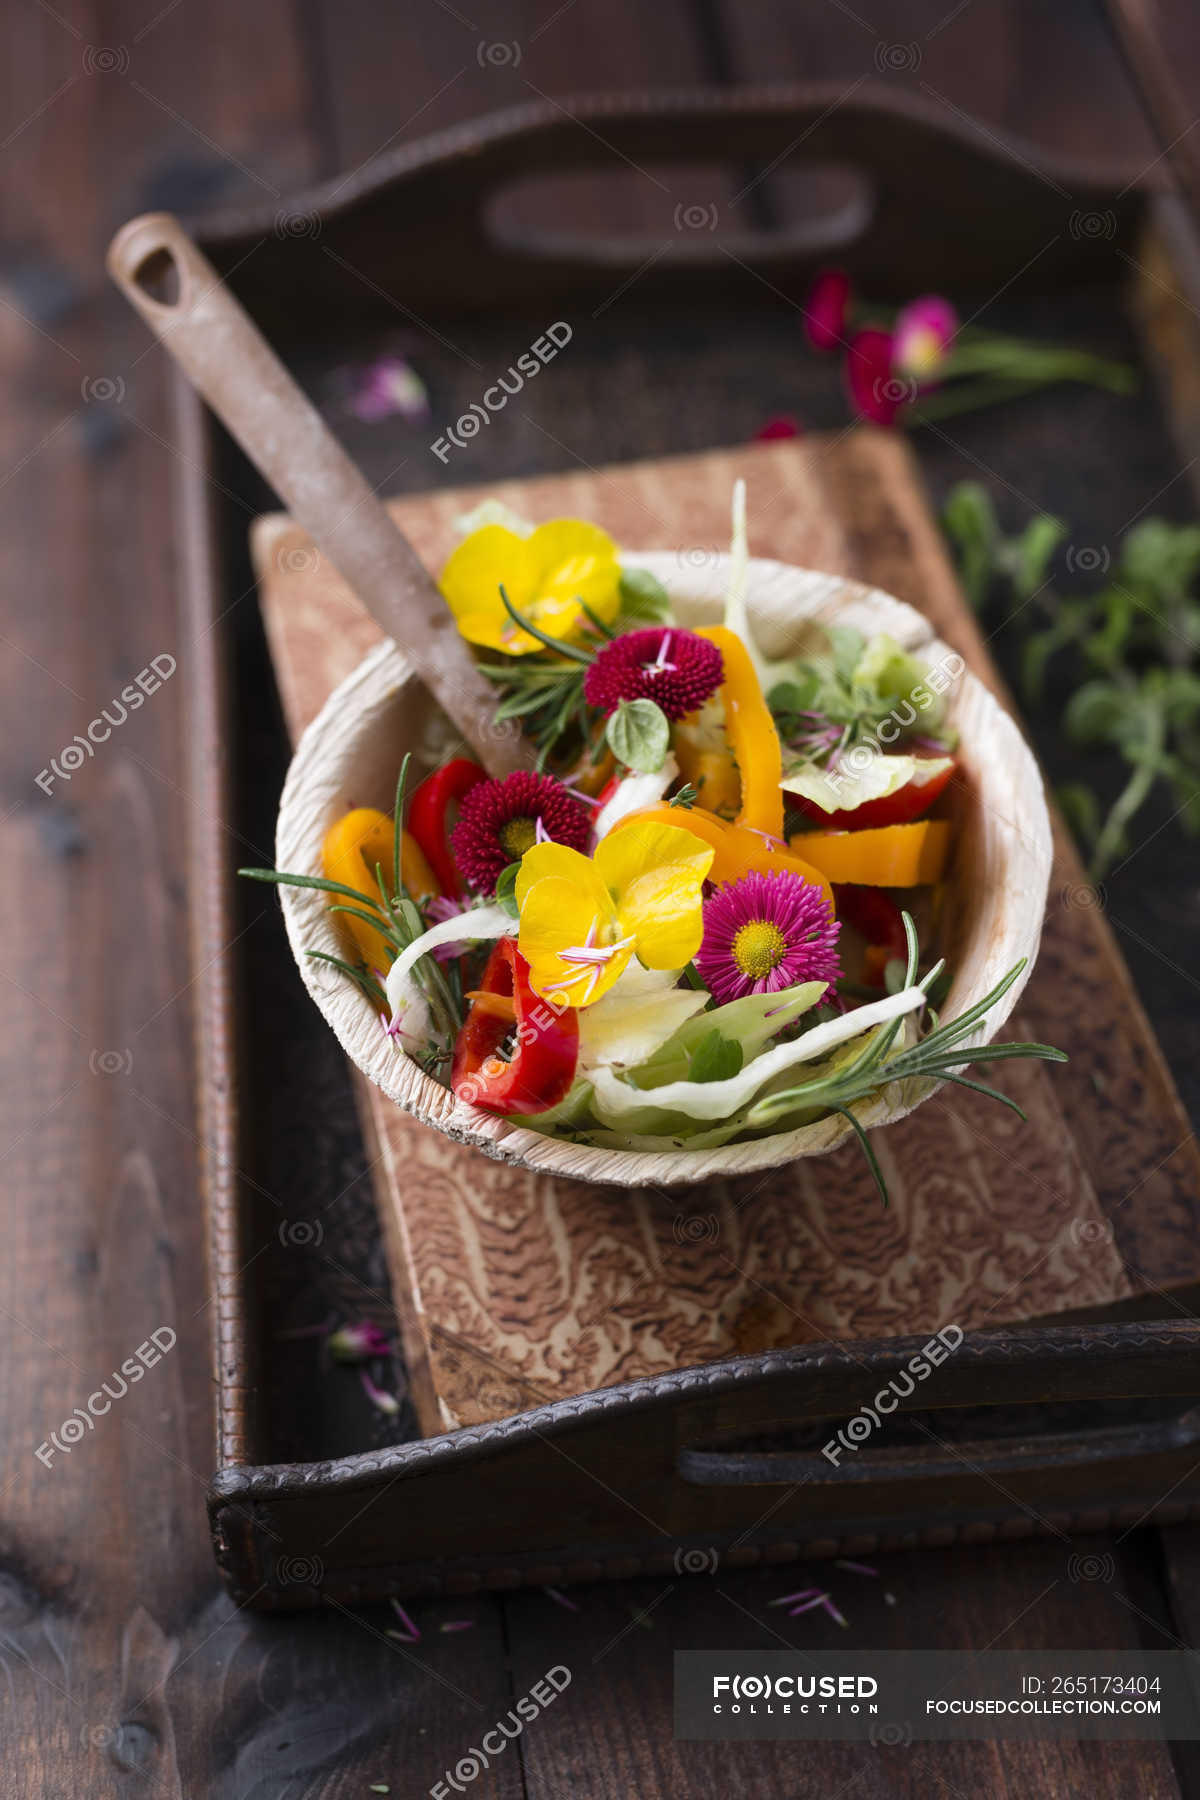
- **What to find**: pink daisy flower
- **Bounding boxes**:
[694,871,841,1004]
[450,771,590,893]
[893,295,957,382]
[583,627,724,722]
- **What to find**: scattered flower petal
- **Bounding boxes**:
[347,355,429,423]
[328,1321,392,1363]
[543,1586,581,1611]
[360,1368,400,1416]
[390,1599,421,1640]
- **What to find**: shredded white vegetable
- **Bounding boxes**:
[385,904,514,1023]
[589,985,927,1122]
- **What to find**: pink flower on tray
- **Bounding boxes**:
[845,327,909,426]
[327,1321,391,1363]
[893,295,958,382]
[803,267,851,352]
[754,414,803,442]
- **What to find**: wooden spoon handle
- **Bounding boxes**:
[107,211,529,777]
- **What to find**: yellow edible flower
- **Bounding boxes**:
[440,519,621,654]
[515,821,714,1008]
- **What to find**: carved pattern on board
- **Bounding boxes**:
[251,438,1191,1434]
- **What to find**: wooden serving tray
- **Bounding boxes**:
[252,434,1200,1436]
[182,86,1200,1609]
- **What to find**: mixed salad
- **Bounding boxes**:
[245,487,1063,1198]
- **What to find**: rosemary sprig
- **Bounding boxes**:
[306,950,387,1008]
[238,756,465,1050]
[669,783,700,808]
[498,585,592,663]
[746,920,1066,1201]
[391,751,411,908]
[474,587,600,760]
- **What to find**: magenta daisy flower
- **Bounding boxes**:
[450,771,590,893]
[583,626,724,722]
[694,871,841,1004]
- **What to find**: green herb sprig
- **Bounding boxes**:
[748,915,1067,1204]
[942,483,1200,879]
[238,753,464,1047]
[473,568,674,765]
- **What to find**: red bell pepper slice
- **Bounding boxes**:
[833,883,908,988]
[407,758,486,898]
[451,938,579,1116]
[791,754,955,832]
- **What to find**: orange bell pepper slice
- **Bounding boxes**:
[695,625,784,838]
[322,807,439,974]
[673,739,741,817]
[615,803,835,917]
[789,819,952,887]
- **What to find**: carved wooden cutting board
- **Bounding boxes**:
[251,434,1200,1435]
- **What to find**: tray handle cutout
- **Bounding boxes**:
[678,1406,1200,1487]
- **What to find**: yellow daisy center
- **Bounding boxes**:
[499,816,538,859]
[732,919,788,979]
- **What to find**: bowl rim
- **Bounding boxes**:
[274,553,1052,1188]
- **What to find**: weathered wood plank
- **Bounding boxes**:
[0,2,526,1795]
[310,0,727,242]
[505,1539,1182,1797]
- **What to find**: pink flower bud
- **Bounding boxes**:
[754,414,803,442]
[803,267,852,352]
[328,1321,392,1363]
[844,328,907,426]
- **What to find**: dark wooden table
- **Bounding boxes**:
[6,2,1200,1795]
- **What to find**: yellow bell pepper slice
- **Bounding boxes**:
[615,803,835,919]
[789,819,953,886]
[695,624,784,838]
[322,807,439,974]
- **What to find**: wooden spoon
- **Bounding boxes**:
[106,211,530,777]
